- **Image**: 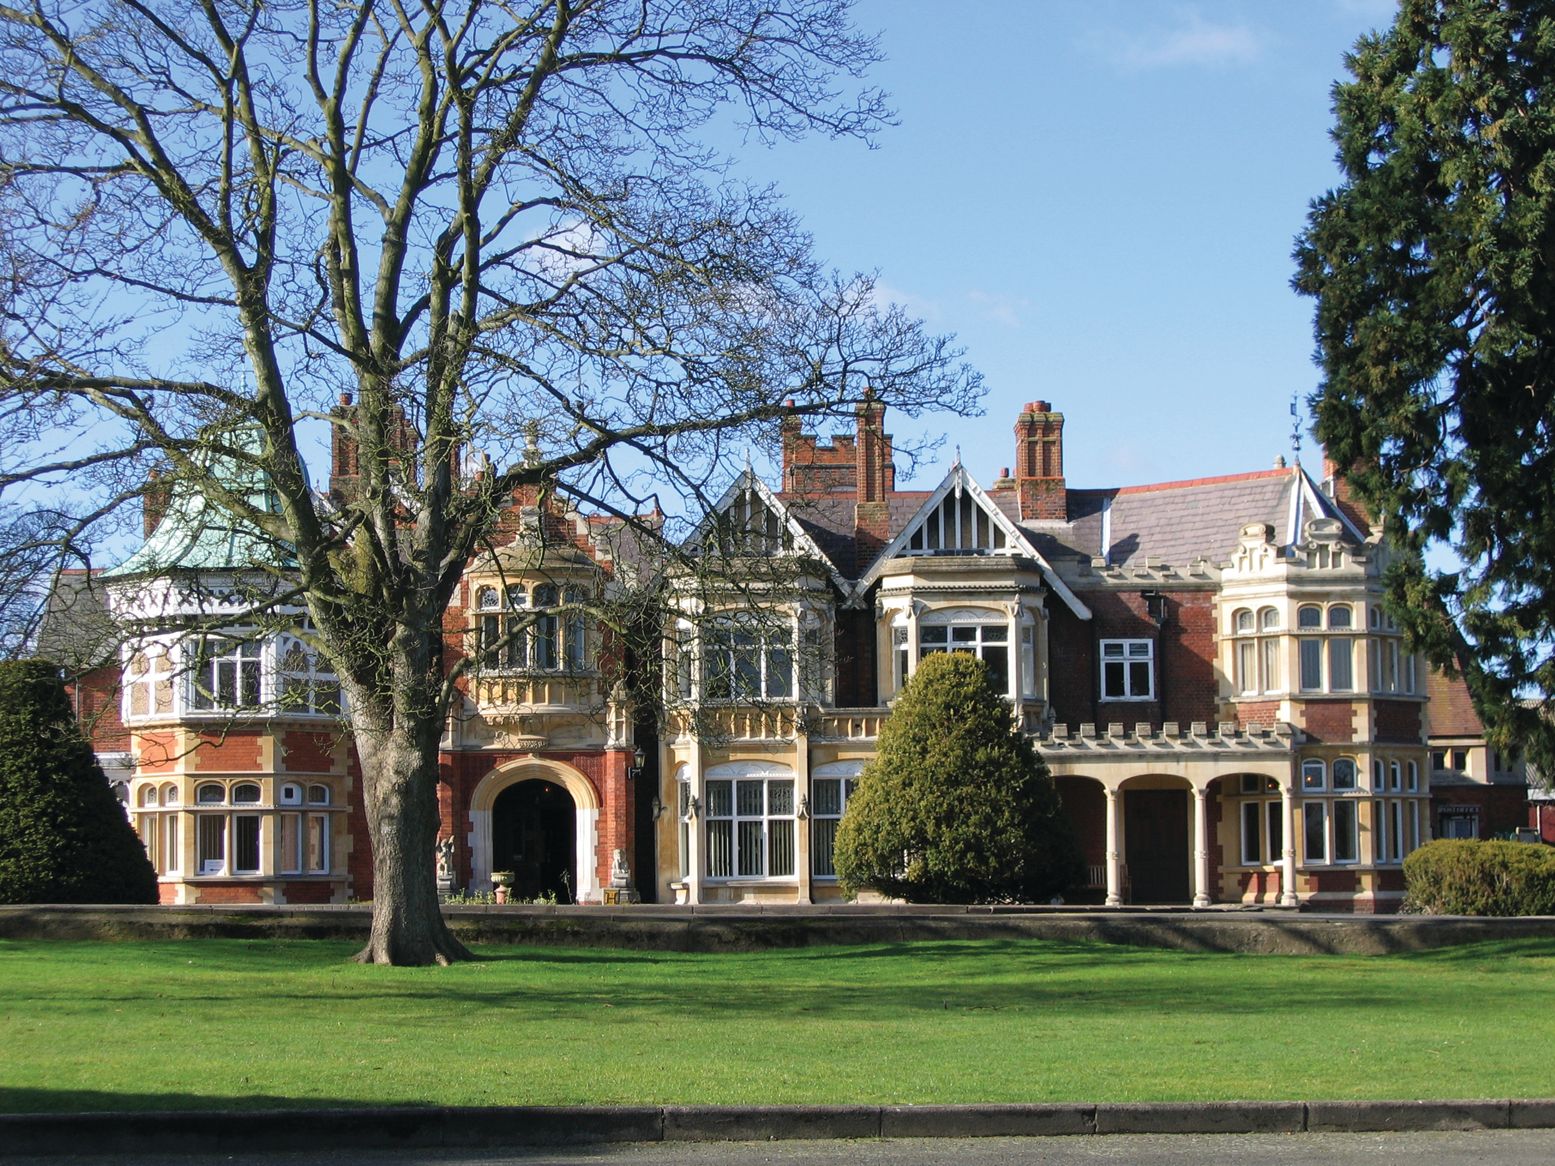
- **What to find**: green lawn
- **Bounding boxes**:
[2,937,1553,1112]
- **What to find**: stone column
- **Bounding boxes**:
[795,729,813,904]
[1192,786,1211,908]
[1280,782,1298,906]
[1104,786,1123,907]
[684,733,703,906]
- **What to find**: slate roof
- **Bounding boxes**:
[1009,467,1354,571]
[33,569,120,670]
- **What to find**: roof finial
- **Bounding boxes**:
[953,444,962,468]
[523,421,541,468]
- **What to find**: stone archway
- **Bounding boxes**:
[491,779,576,902]
[469,759,601,903]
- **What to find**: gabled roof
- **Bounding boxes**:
[687,470,849,592]
[104,431,296,579]
[849,464,1090,618]
[1008,464,1362,570]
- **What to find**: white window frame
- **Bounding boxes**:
[1099,638,1154,702]
[702,616,796,702]
[811,763,862,880]
[703,769,797,881]
[920,611,1013,696]
[276,634,342,716]
[1297,604,1356,694]
[188,634,263,712]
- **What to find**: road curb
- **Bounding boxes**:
[2,1099,1550,1156]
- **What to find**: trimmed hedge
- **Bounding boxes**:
[0,659,157,904]
[1403,838,1555,916]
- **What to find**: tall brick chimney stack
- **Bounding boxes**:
[854,389,893,503]
[143,468,171,537]
[1320,454,1377,533]
[329,392,359,499]
[853,389,894,557]
[1014,400,1066,521]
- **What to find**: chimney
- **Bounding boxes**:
[143,468,171,537]
[1014,400,1066,521]
[329,392,359,498]
[1321,454,1376,532]
[853,389,893,555]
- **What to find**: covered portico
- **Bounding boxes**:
[1040,721,1299,908]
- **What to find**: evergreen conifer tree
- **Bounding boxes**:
[0,660,157,904]
[834,651,1080,903]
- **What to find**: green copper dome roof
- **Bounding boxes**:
[105,431,298,578]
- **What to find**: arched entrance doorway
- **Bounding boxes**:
[491,779,577,903]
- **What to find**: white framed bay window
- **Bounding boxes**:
[703,763,796,880]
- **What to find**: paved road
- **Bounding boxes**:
[8,1132,1555,1166]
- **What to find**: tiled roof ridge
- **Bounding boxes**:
[1099,466,1293,498]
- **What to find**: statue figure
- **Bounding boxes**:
[436,836,454,881]
[609,847,630,888]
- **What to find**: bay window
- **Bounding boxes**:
[189,635,261,711]
[811,765,862,879]
[1297,604,1356,693]
[704,617,795,701]
[1232,607,1281,695]
[705,773,796,879]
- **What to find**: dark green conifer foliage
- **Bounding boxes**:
[0,660,157,904]
[1294,0,1555,771]
[833,651,1080,902]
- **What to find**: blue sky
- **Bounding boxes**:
[730,0,1401,491]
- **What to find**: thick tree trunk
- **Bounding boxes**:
[350,716,473,966]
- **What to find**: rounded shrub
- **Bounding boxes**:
[833,651,1081,903]
[1403,838,1555,916]
[0,659,157,903]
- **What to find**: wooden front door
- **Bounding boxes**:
[1124,789,1190,904]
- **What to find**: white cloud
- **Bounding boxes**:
[870,279,944,324]
[1116,9,1265,70]
[965,288,1033,329]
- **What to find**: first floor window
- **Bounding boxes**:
[705,777,795,878]
[921,617,1010,693]
[1100,639,1154,700]
[811,775,859,878]
[704,619,794,701]
[190,636,261,711]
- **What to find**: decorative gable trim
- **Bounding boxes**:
[848,464,1090,618]
[688,470,847,592]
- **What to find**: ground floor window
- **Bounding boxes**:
[1302,802,1328,864]
[1333,800,1359,863]
[233,814,261,875]
[811,775,859,878]
[706,776,795,879]
[1439,805,1480,840]
[197,814,226,874]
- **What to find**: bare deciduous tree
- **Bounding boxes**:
[0,0,979,963]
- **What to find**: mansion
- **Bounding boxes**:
[56,399,1543,912]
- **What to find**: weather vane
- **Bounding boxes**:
[1289,393,1303,466]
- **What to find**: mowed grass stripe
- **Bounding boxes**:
[1,937,1551,1112]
